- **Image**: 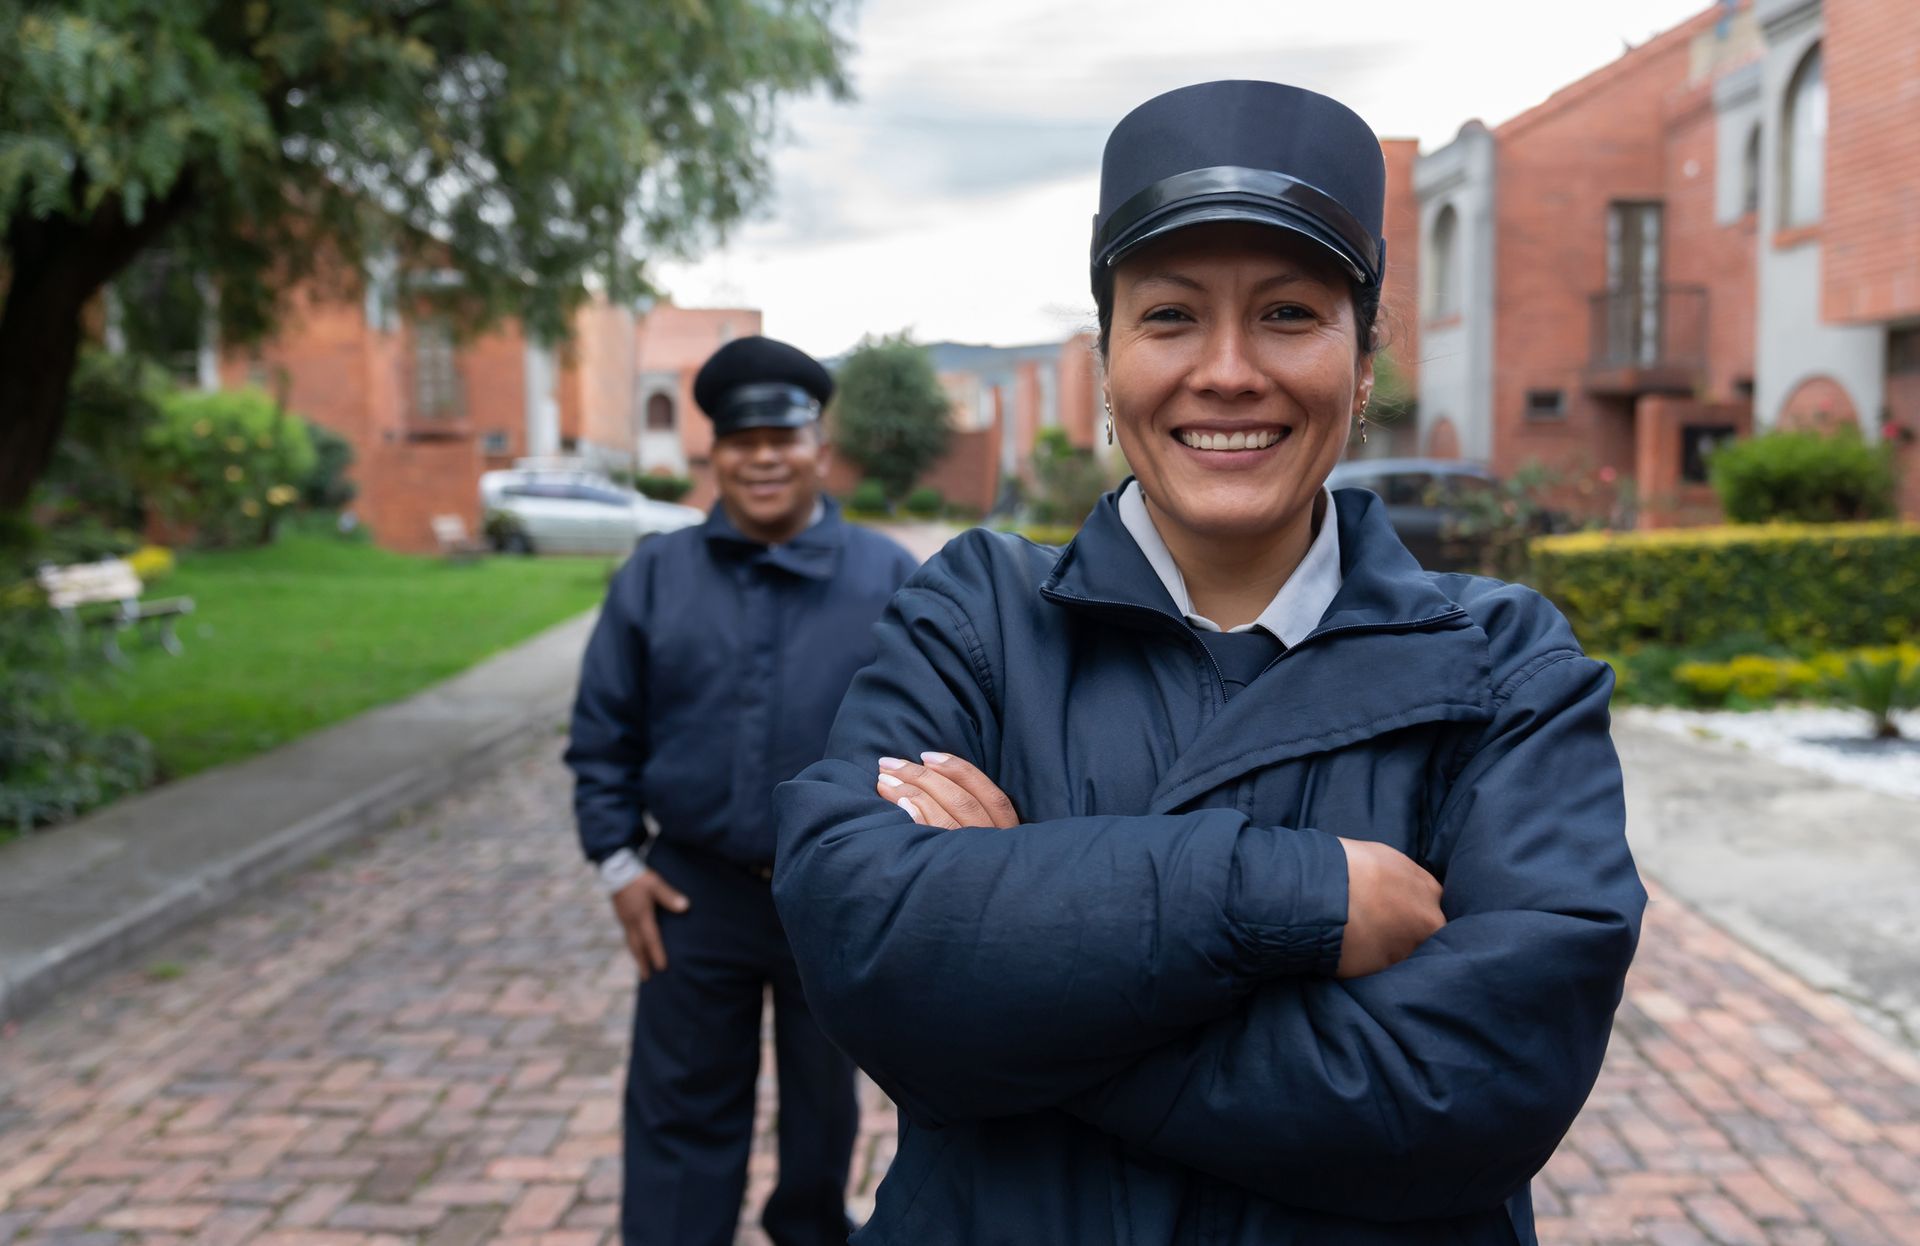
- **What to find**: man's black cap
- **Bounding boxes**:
[1092,80,1386,293]
[692,335,833,437]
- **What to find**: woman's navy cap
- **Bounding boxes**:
[693,335,834,437]
[1092,80,1386,291]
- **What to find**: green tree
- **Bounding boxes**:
[0,0,852,510]
[831,333,952,502]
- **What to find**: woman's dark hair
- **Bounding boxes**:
[1092,260,1382,361]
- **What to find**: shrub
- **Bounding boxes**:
[0,607,155,834]
[31,516,142,567]
[832,334,952,500]
[1528,522,1920,652]
[38,349,172,531]
[1826,649,1920,739]
[1027,429,1108,527]
[143,388,319,547]
[903,486,944,518]
[846,480,889,515]
[301,423,358,512]
[483,509,531,553]
[634,474,695,503]
[1707,428,1896,524]
[1647,643,1917,713]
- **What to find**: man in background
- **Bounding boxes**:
[566,336,919,1246]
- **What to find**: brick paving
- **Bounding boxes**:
[0,745,1916,1245]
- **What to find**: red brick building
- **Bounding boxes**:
[199,284,762,552]
[1415,0,1919,524]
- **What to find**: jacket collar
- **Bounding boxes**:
[702,496,845,581]
[1043,482,1465,638]
[1041,484,1496,814]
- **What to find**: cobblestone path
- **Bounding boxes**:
[0,745,1916,1245]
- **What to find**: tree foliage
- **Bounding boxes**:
[0,0,853,505]
[831,333,952,502]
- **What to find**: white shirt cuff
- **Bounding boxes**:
[597,846,648,894]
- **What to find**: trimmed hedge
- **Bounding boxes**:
[1527,522,1920,652]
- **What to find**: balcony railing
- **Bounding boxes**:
[1586,283,1708,396]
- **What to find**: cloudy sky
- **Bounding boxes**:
[653,0,1717,357]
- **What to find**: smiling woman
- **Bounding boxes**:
[774,80,1645,1246]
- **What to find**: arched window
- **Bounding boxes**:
[1426,204,1460,320]
[645,392,675,431]
[1740,124,1761,216]
[1781,45,1825,228]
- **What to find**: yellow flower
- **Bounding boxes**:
[127,545,177,582]
[225,436,247,453]
[224,465,244,483]
[193,419,213,438]
[241,499,261,518]
[266,484,298,507]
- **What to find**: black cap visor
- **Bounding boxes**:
[1093,166,1380,287]
[712,382,821,437]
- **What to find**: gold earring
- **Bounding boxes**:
[1103,399,1114,446]
[1357,405,1369,445]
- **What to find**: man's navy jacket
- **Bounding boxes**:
[568,499,918,870]
[773,486,1646,1244]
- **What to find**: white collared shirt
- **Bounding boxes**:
[1116,480,1343,646]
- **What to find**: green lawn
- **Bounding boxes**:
[70,530,613,780]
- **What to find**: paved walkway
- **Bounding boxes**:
[1,742,1917,1245]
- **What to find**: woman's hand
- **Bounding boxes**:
[875,752,1021,829]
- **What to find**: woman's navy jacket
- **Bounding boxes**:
[773,486,1645,1244]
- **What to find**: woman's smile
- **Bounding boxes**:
[1172,423,1294,460]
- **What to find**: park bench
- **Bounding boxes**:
[36,558,196,665]
[431,513,490,562]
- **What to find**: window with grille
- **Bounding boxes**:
[413,319,463,420]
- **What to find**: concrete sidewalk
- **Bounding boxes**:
[1615,711,1920,1051]
[0,610,597,1024]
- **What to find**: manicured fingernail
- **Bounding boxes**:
[898,798,925,825]
[877,773,905,789]
[920,751,951,765]
[878,756,908,770]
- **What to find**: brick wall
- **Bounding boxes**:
[567,297,638,458]
[1663,80,1759,402]
[1820,0,1920,324]
[1057,334,1100,450]
[1491,12,1719,483]
[1380,137,1422,385]
[1887,365,1920,519]
[1634,396,1751,528]
[356,436,485,554]
[455,325,528,470]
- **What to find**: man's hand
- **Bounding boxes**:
[874,752,1020,830]
[1336,838,1445,979]
[610,871,691,982]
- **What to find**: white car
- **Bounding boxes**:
[481,469,703,555]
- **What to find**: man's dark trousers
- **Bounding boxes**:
[621,841,857,1246]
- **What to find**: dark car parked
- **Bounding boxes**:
[1327,458,1504,573]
